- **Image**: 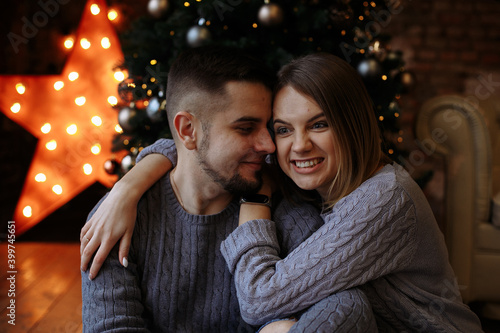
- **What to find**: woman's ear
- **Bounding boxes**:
[173,111,198,150]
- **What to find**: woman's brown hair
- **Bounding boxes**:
[274,53,388,208]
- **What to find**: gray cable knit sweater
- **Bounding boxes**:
[220,163,484,332]
[81,140,378,332]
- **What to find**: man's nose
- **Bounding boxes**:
[255,128,276,154]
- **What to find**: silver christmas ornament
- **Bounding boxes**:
[120,154,135,173]
[357,58,382,81]
[118,106,137,133]
[186,25,212,48]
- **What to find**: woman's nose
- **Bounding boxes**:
[292,131,312,153]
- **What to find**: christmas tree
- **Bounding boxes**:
[106,0,414,176]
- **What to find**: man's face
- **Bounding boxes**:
[196,81,275,195]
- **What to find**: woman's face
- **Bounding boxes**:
[272,86,339,199]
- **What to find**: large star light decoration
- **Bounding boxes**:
[0,0,128,235]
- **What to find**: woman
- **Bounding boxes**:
[81,53,483,332]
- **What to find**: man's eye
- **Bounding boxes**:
[238,127,253,133]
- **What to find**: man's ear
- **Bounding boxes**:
[173,111,198,150]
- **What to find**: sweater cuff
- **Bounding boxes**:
[221,219,280,274]
[137,138,177,167]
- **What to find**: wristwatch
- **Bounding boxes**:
[239,194,272,208]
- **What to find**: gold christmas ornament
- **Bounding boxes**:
[258,3,284,26]
[147,0,169,19]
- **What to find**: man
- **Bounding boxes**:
[81,46,375,332]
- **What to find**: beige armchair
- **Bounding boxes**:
[415,95,500,319]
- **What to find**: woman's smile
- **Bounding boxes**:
[291,158,325,172]
[273,86,339,198]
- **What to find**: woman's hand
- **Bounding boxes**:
[80,182,138,280]
[259,319,296,333]
[238,164,277,225]
[260,164,278,196]
[80,153,173,279]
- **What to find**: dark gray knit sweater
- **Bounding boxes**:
[82,168,381,332]
[221,163,484,332]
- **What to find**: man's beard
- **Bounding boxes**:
[197,136,262,196]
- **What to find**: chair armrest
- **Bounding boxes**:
[415,95,493,302]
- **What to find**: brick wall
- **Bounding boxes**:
[382,0,500,229]
[386,0,500,98]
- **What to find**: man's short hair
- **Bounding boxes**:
[165,45,276,131]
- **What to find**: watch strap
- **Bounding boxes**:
[239,194,272,208]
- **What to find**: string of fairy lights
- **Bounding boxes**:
[1,0,127,233]
[2,0,411,232]
[8,5,124,220]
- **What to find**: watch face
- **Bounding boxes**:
[242,194,270,203]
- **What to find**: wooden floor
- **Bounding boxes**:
[1,242,500,333]
[0,242,82,333]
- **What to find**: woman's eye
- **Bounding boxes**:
[312,121,328,129]
[275,127,289,135]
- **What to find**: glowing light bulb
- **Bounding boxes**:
[108,9,118,21]
[83,164,93,175]
[115,124,123,133]
[35,173,47,182]
[107,96,118,106]
[90,4,100,15]
[52,185,63,195]
[10,103,21,113]
[66,124,78,135]
[91,116,102,126]
[114,70,125,81]
[91,143,101,155]
[16,83,26,94]
[150,59,158,65]
[46,140,57,151]
[101,37,111,49]
[75,96,86,106]
[80,38,91,49]
[23,206,32,218]
[64,38,74,49]
[41,123,51,134]
[68,72,79,81]
[54,81,64,91]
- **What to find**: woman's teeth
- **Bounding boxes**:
[294,158,322,168]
